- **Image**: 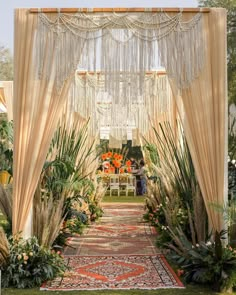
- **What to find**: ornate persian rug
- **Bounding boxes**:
[85,223,157,237]
[101,203,144,210]
[65,235,158,256]
[42,203,183,291]
[41,254,184,291]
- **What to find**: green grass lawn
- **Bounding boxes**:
[2,285,236,295]
[102,195,145,203]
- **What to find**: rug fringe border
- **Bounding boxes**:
[40,286,185,291]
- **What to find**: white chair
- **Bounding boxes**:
[110,175,120,196]
[126,175,136,196]
[119,175,128,196]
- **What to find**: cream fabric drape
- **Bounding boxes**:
[2,81,13,121]
[169,9,227,232]
[13,9,82,235]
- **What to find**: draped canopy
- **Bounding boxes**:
[13,7,227,236]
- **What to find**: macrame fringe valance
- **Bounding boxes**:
[34,9,202,147]
[66,71,174,147]
[35,10,205,95]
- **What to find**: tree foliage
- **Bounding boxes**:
[199,0,236,104]
[0,46,13,81]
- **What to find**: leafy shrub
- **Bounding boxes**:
[89,202,103,221]
[144,202,188,247]
[2,235,67,288]
[170,230,236,292]
[52,230,70,249]
[143,204,164,227]
[65,215,87,235]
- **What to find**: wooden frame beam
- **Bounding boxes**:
[29,7,210,13]
[76,71,167,76]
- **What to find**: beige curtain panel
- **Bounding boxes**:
[169,9,227,232]
[13,9,84,235]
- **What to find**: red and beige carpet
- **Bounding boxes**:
[41,202,184,291]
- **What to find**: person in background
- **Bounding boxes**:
[134,159,147,195]
[130,157,139,171]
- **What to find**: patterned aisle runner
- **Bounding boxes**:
[41,203,184,291]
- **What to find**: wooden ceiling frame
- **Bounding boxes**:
[29,7,210,13]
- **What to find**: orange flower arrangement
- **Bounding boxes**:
[110,166,115,173]
[100,151,134,174]
[126,160,132,166]
[107,151,113,158]
[103,162,110,168]
[126,167,132,173]
[100,151,124,174]
[101,153,107,160]
[119,168,125,173]
[118,155,123,161]
[114,160,121,168]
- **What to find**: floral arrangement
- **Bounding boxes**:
[144,203,188,231]
[2,235,67,288]
[100,152,132,174]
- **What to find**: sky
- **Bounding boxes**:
[0,0,198,52]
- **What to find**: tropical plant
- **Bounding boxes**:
[209,200,236,247]
[2,235,67,288]
[228,118,236,199]
[33,120,96,247]
[171,230,236,292]
[143,122,207,252]
[143,143,160,166]
[90,176,107,208]
[65,215,87,235]
[227,200,236,247]
[144,121,236,292]
[88,201,103,221]
[42,122,94,200]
